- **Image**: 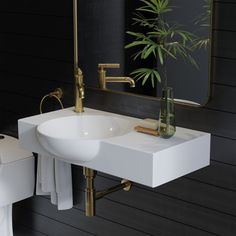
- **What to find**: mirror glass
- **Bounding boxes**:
[78,0,212,105]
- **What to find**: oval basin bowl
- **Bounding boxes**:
[36,115,132,163]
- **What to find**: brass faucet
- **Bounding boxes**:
[73,0,84,113]
[98,63,135,89]
[74,67,84,113]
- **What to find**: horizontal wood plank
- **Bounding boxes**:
[214,2,236,31]
[0,34,72,62]
[17,197,149,236]
[212,57,236,86]
[72,167,236,235]
[213,30,236,59]
[14,224,46,236]
[0,0,72,16]
[0,53,73,82]
[13,204,93,236]
[0,13,72,39]
[211,136,236,165]
[93,178,236,236]
[206,84,236,113]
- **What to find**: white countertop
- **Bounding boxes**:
[18,107,210,187]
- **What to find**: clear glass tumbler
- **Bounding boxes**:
[159,87,176,138]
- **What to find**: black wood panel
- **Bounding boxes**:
[0,53,73,82]
[213,57,236,86]
[188,161,236,191]
[85,169,236,218]
[13,204,93,236]
[214,2,236,31]
[73,170,236,236]
[91,176,236,236]
[0,13,72,39]
[23,194,215,236]
[74,165,236,217]
[16,197,149,236]
[211,136,236,165]
[1,0,236,236]
[206,84,236,113]
[0,33,72,62]
[14,224,46,236]
[213,30,236,59]
[0,71,73,100]
[0,0,72,16]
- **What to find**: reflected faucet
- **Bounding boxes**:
[98,63,135,89]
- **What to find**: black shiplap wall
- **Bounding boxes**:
[0,0,236,235]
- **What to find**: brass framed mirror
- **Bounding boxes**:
[78,0,213,106]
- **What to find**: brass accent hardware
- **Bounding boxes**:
[121,179,132,191]
[49,88,63,99]
[134,126,160,136]
[73,0,84,113]
[74,67,85,113]
[83,168,96,216]
[83,167,132,217]
[39,88,64,114]
[98,63,135,89]
[96,179,131,200]
[98,63,120,69]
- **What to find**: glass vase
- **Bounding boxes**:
[159,87,176,138]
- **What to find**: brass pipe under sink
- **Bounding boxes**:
[83,167,132,217]
[83,168,96,216]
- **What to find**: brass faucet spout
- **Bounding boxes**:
[98,63,135,89]
[105,77,135,88]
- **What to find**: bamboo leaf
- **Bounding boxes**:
[142,71,151,85]
[143,44,157,59]
[153,70,161,82]
[140,0,157,11]
[125,40,149,49]
[125,0,198,88]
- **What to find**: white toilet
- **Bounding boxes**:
[0,134,34,236]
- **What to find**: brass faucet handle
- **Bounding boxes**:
[98,63,120,70]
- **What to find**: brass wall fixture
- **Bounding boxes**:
[73,0,84,113]
[83,167,132,217]
[39,88,64,114]
[74,67,85,113]
[98,63,135,89]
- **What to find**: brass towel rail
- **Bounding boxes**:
[39,88,64,114]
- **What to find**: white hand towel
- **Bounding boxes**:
[36,154,73,210]
[55,159,73,210]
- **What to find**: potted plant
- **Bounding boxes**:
[125,0,198,88]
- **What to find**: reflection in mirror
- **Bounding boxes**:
[78,0,212,106]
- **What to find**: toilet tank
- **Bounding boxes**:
[0,135,35,207]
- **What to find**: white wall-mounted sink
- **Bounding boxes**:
[18,107,210,188]
[37,115,133,163]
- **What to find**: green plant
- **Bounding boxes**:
[193,0,212,50]
[125,0,197,88]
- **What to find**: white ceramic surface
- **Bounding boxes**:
[18,107,211,187]
[36,115,133,162]
[0,135,35,236]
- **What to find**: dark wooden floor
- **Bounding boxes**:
[1,0,236,235]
